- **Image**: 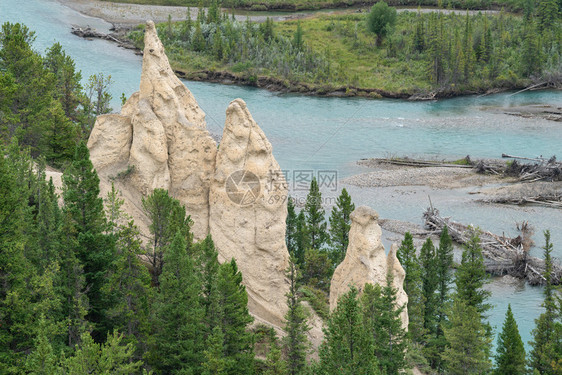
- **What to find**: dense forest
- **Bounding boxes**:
[126,0,562,96]
[1,15,562,375]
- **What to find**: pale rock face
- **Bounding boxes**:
[88,20,216,240]
[329,206,409,329]
[87,21,299,336]
[210,99,290,331]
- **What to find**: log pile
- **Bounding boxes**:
[423,206,562,285]
[476,154,562,182]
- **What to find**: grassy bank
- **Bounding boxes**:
[100,0,525,12]
[126,7,561,98]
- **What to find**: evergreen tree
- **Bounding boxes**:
[216,259,255,375]
[495,304,525,375]
[529,230,562,374]
[396,232,424,344]
[361,276,407,375]
[319,287,380,375]
[193,22,206,52]
[194,235,222,333]
[328,188,354,268]
[420,238,438,337]
[441,299,492,374]
[62,141,113,340]
[103,185,152,359]
[292,21,304,50]
[63,331,142,375]
[303,177,328,250]
[294,211,308,265]
[536,0,560,30]
[263,335,288,375]
[432,226,454,370]
[413,11,425,52]
[202,326,230,375]
[455,230,491,318]
[286,197,299,262]
[284,261,310,375]
[302,247,332,292]
[150,231,204,374]
[142,188,192,287]
[25,315,61,375]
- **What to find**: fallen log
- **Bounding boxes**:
[423,206,562,285]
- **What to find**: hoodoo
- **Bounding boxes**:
[329,206,409,328]
[88,21,290,331]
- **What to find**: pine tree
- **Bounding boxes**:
[319,287,380,375]
[292,21,304,50]
[529,230,562,374]
[328,188,355,267]
[413,11,425,52]
[432,226,454,370]
[284,261,310,375]
[103,185,152,359]
[216,259,255,375]
[194,235,221,333]
[0,144,36,372]
[193,22,206,52]
[263,335,288,375]
[25,314,61,375]
[361,276,407,375]
[303,177,328,250]
[495,304,525,375]
[202,326,230,375]
[286,197,299,261]
[396,232,424,344]
[142,188,192,287]
[441,299,492,374]
[150,231,204,374]
[536,0,559,30]
[62,141,113,341]
[455,229,491,318]
[294,211,308,265]
[420,238,438,337]
[63,331,142,374]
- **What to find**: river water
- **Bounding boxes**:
[3,0,562,353]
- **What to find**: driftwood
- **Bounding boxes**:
[423,206,562,286]
[375,157,473,169]
[71,26,139,52]
[484,191,562,208]
[476,155,562,182]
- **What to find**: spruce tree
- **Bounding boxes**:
[216,259,255,375]
[455,230,491,318]
[529,230,562,374]
[284,261,310,375]
[202,326,230,375]
[319,287,380,375]
[328,188,355,267]
[495,304,525,375]
[294,211,308,265]
[361,276,407,375]
[286,197,299,261]
[62,141,113,340]
[263,335,288,375]
[103,185,152,359]
[397,232,424,344]
[304,177,328,250]
[150,231,204,374]
[420,238,438,337]
[441,299,492,374]
[25,315,61,375]
[142,188,192,287]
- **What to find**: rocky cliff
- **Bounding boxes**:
[329,206,409,328]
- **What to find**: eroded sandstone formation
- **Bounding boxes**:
[329,206,409,328]
[88,21,290,332]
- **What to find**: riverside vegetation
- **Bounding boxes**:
[100,0,529,12]
[2,17,562,375]
[125,0,562,97]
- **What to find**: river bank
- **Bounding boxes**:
[58,0,561,100]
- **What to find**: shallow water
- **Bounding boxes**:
[3,0,562,353]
